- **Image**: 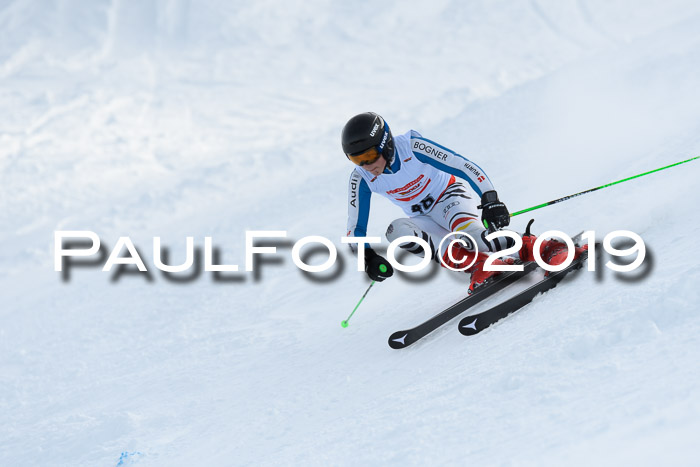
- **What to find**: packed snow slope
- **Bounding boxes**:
[2,1,700,466]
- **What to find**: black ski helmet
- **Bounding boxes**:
[341,112,395,164]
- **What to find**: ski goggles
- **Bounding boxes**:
[347,147,382,166]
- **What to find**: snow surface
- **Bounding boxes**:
[2,1,700,466]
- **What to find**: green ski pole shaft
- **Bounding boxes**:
[341,264,387,328]
[510,156,699,218]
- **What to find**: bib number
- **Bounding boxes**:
[411,195,435,215]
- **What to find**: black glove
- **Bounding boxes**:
[478,190,510,231]
[364,248,394,282]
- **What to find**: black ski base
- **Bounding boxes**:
[388,261,538,349]
[458,248,590,336]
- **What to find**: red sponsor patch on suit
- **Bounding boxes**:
[387,175,424,195]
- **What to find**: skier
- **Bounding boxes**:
[342,112,581,292]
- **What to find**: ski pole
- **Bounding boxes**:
[510,156,699,217]
[341,265,387,328]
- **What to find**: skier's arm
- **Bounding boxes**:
[410,132,495,197]
[346,171,393,281]
[346,170,372,253]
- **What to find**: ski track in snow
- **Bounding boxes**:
[2,1,700,466]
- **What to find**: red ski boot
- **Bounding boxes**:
[519,220,586,272]
[441,241,512,294]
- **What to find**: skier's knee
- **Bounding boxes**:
[386,218,419,243]
[385,218,434,259]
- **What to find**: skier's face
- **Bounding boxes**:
[364,156,386,176]
[346,145,386,175]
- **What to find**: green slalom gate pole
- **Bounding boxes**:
[341,264,387,328]
[510,156,699,218]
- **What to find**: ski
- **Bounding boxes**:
[458,247,591,336]
[388,260,539,349]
